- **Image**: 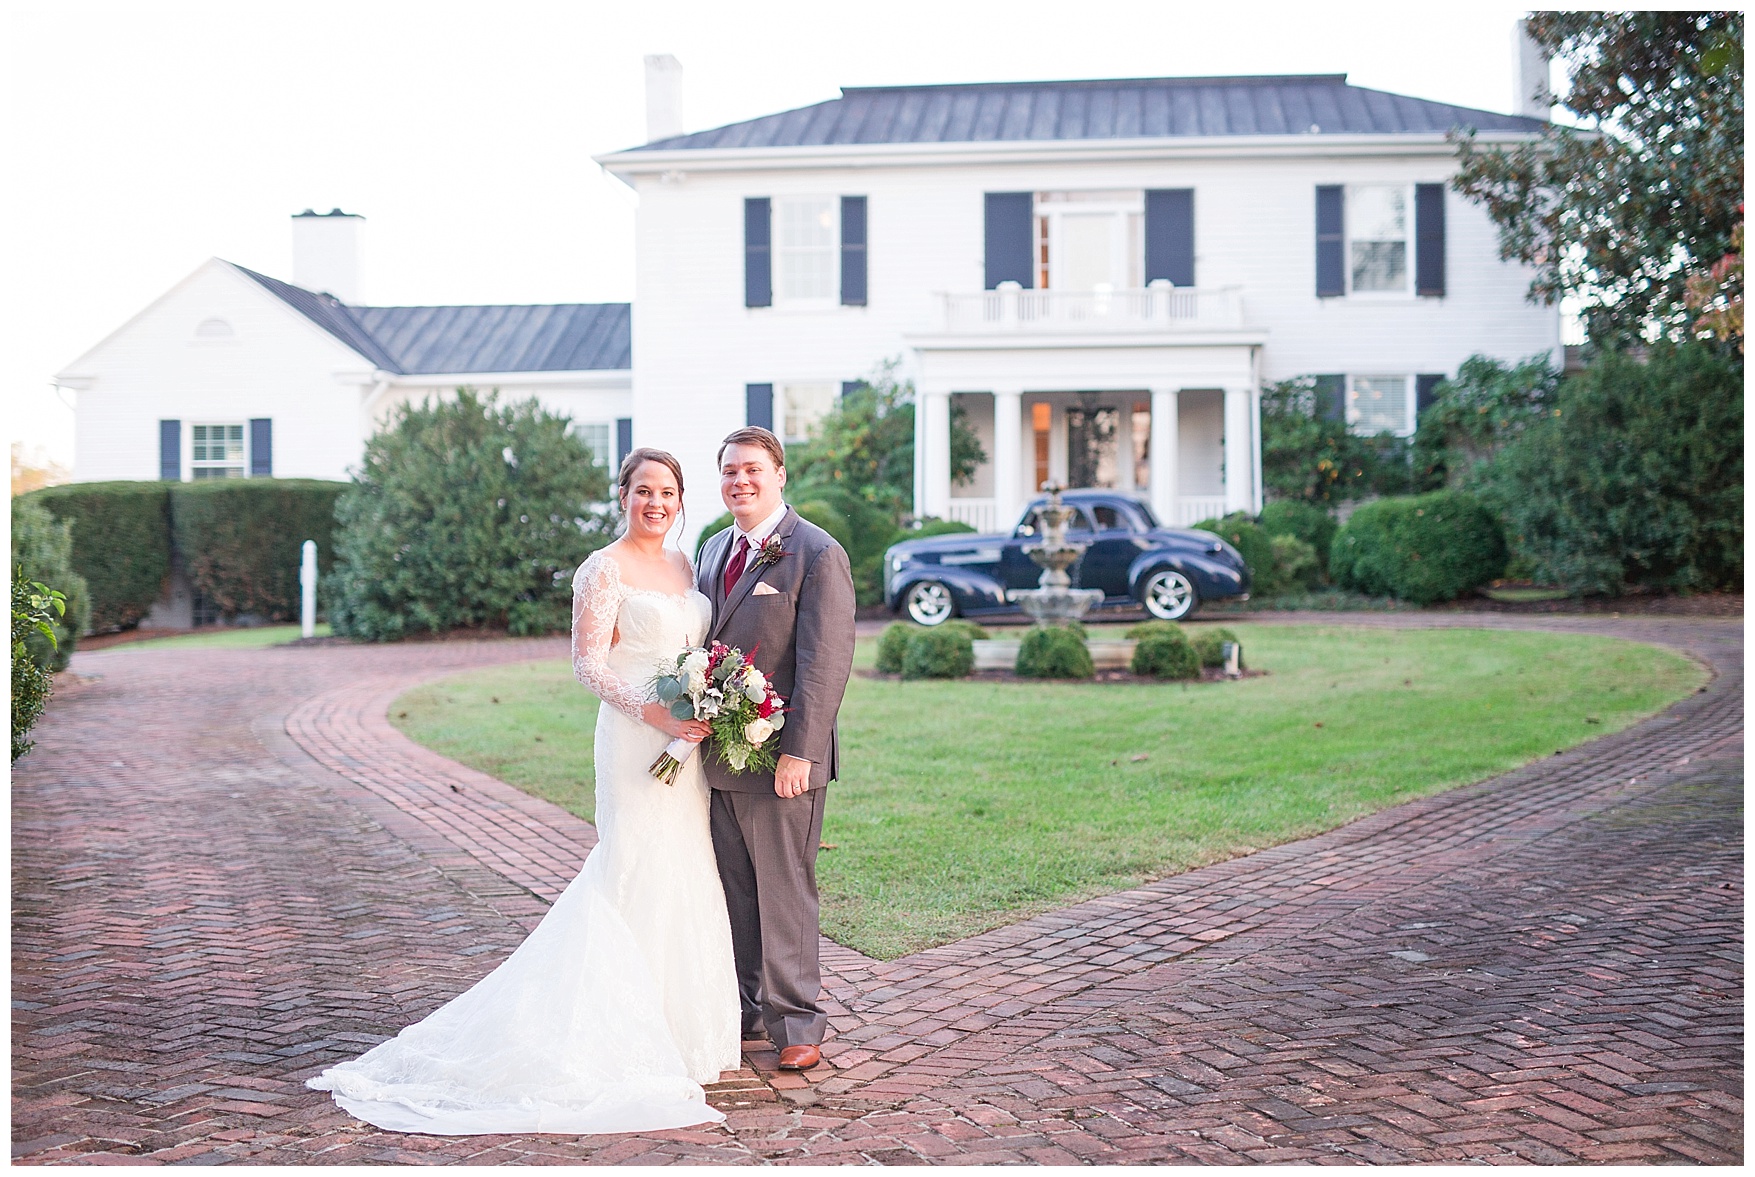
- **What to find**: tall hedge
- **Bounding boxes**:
[328,389,613,640]
[1331,491,1507,605]
[169,480,347,622]
[9,498,89,669]
[20,482,170,633]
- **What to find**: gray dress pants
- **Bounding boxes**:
[709,786,827,1049]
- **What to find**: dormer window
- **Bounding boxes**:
[195,317,235,339]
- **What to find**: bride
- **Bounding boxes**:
[307,447,741,1135]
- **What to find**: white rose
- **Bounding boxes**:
[743,668,767,702]
[686,668,707,696]
[681,650,709,676]
[744,718,774,745]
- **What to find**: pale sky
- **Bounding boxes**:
[4,0,1546,469]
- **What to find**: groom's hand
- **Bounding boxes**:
[774,754,812,799]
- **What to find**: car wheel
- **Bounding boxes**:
[1141,568,1198,621]
[903,580,956,626]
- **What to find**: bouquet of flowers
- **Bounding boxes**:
[648,641,787,784]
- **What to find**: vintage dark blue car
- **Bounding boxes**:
[883,490,1251,625]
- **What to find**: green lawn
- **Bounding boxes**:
[111,624,332,650]
[392,625,1703,960]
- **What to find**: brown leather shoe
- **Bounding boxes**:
[776,1044,821,1071]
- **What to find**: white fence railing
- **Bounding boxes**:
[939,284,1243,333]
[1174,496,1230,527]
[944,498,1000,533]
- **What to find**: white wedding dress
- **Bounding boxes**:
[306,551,741,1135]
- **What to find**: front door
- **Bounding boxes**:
[1065,405,1120,489]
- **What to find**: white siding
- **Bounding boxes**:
[628,146,1559,546]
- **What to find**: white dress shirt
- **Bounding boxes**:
[732,501,790,556]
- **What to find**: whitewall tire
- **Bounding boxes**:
[903,581,955,627]
[1141,569,1198,621]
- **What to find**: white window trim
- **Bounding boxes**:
[1035,191,1145,292]
[189,421,247,479]
[772,196,840,310]
[1346,374,1417,438]
[1345,182,1416,300]
[572,420,614,468]
[778,380,839,445]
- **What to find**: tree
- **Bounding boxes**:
[1260,377,1408,505]
[1686,214,1744,352]
[1452,12,1744,345]
[1474,343,1742,595]
[328,389,613,640]
[1410,354,1559,491]
[787,357,985,524]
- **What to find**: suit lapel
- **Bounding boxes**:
[711,507,799,642]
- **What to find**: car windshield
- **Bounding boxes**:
[1018,505,1094,536]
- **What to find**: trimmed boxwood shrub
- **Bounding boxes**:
[10,497,90,668]
[875,622,910,674]
[1125,619,1185,641]
[1015,625,1094,679]
[1191,513,1276,594]
[12,572,61,762]
[901,626,974,679]
[910,519,978,540]
[169,479,347,622]
[329,390,613,640]
[794,500,853,552]
[1191,626,1242,669]
[1330,491,1507,605]
[941,618,988,642]
[1132,630,1200,679]
[1267,533,1322,592]
[1258,501,1338,575]
[21,481,170,632]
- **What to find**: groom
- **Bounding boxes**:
[698,426,857,1072]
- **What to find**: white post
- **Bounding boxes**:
[299,540,318,638]
[1149,386,1180,527]
[1223,386,1252,515]
[922,388,953,521]
[998,279,1020,328]
[1249,383,1264,514]
[992,388,1023,530]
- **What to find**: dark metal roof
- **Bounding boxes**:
[632,74,1545,152]
[234,265,631,374]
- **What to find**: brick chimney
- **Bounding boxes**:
[291,208,364,303]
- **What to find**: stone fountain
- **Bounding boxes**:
[1007,481,1105,625]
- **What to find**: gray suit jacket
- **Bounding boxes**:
[696,507,857,792]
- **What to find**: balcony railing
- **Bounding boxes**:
[937,282,1244,334]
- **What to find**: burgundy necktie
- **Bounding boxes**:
[723,535,749,598]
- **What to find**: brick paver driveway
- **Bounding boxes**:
[13,616,1742,1164]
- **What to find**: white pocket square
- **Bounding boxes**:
[751,582,781,596]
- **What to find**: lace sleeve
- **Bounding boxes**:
[571,553,649,721]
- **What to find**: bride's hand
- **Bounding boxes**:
[643,703,709,743]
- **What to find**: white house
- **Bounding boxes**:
[597,68,1560,541]
[59,210,634,485]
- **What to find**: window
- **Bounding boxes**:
[779,382,837,444]
[1031,402,1052,490]
[774,197,838,305]
[1348,185,1410,293]
[1035,191,1144,291]
[190,423,245,478]
[575,422,612,468]
[194,317,234,339]
[1348,375,1414,436]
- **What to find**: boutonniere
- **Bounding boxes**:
[750,533,787,573]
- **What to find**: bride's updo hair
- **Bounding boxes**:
[615,446,687,536]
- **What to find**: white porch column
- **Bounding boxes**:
[1223,385,1252,515]
[1249,384,1264,513]
[921,387,953,520]
[991,387,1023,528]
[1149,386,1180,527]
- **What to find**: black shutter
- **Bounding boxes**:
[615,418,632,469]
[744,198,771,308]
[745,384,774,431]
[840,196,867,306]
[249,418,272,477]
[1416,374,1444,418]
[983,192,1035,289]
[1144,189,1195,286]
[1313,375,1346,422]
[159,420,180,480]
[1415,184,1446,297]
[1316,186,1345,297]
